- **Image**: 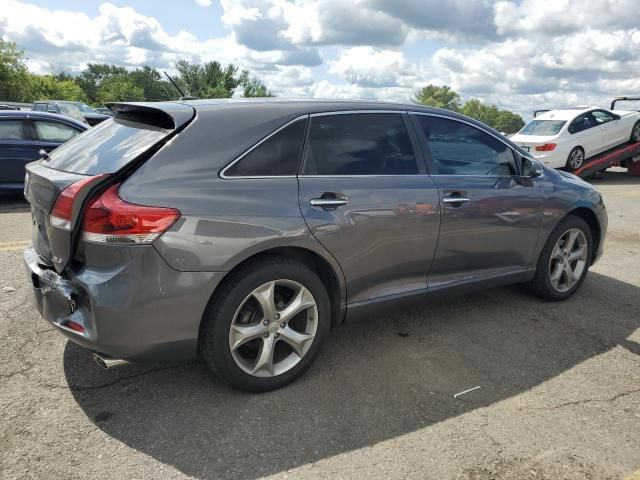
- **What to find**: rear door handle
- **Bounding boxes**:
[442,197,470,204]
[310,193,348,209]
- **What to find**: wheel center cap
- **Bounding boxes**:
[269,322,280,334]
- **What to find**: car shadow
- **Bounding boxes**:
[0,191,30,213]
[587,168,640,185]
[64,272,640,480]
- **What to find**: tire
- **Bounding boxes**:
[630,121,640,143]
[565,146,585,171]
[528,215,593,301]
[199,256,331,393]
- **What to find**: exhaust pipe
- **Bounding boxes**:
[93,353,130,369]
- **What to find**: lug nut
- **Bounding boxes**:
[274,333,279,339]
[263,332,270,338]
[274,313,281,320]
[280,322,286,329]
[263,319,270,326]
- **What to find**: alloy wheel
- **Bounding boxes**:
[568,149,584,170]
[228,279,318,378]
[548,228,588,293]
[632,123,640,142]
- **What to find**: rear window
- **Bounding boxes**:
[44,119,169,174]
[519,120,566,136]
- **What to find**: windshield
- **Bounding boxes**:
[78,103,96,113]
[519,120,566,136]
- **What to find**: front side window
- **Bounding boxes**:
[414,115,517,176]
[33,120,80,143]
[591,110,616,124]
[0,120,26,140]
[33,103,47,112]
[303,113,418,175]
[224,118,307,177]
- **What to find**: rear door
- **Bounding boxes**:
[29,118,83,154]
[410,113,543,290]
[298,111,440,304]
[0,118,33,186]
[591,109,626,149]
[568,112,603,157]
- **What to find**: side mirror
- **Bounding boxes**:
[522,157,543,178]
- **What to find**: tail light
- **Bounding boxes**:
[50,175,104,230]
[81,184,180,244]
[535,143,557,151]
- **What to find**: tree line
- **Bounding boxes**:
[413,84,525,134]
[0,39,271,105]
[2,39,524,133]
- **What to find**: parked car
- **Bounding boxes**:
[0,110,87,190]
[93,107,113,116]
[23,99,607,392]
[32,101,110,126]
[510,106,640,170]
[0,104,20,110]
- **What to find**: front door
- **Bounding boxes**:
[298,112,440,304]
[410,113,543,290]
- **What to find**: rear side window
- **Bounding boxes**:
[33,120,79,143]
[568,113,596,134]
[303,113,418,175]
[414,115,517,176]
[0,120,26,140]
[33,103,47,112]
[45,119,168,174]
[224,118,307,177]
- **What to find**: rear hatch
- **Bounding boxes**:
[24,102,195,273]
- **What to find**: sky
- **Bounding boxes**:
[1,0,640,117]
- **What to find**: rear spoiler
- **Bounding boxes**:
[533,109,550,118]
[105,102,195,130]
[611,97,640,110]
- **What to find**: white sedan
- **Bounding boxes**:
[511,106,640,170]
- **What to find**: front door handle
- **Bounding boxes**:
[442,192,470,207]
[310,193,348,209]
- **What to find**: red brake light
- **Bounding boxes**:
[50,175,103,230]
[82,184,180,244]
[535,143,557,151]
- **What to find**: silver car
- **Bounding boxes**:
[24,99,607,392]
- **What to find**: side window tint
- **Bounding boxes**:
[224,118,307,177]
[0,120,25,140]
[34,104,46,112]
[414,116,516,176]
[303,113,417,175]
[569,114,596,134]
[34,120,79,142]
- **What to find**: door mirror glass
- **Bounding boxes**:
[522,157,543,178]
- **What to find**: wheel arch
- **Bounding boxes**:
[565,206,601,264]
[202,245,346,332]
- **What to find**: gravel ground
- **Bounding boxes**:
[1,170,639,480]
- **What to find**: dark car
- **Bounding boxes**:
[0,110,87,190]
[23,99,607,392]
[93,107,113,116]
[32,101,110,126]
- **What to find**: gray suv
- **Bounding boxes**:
[23,99,607,392]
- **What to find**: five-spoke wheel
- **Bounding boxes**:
[200,257,330,392]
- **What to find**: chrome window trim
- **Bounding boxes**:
[309,110,404,117]
[220,114,309,179]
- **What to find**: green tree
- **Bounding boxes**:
[494,110,525,134]
[77,63,128,102]
[26,75,86,102]
[0,39,31,101]
[96,76,145,103]
[413,84,461,111]
[174,59,271,98]
[128,66,173,101]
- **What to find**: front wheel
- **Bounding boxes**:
[528,216,593,301]
[565,147,585,171]
[199,257,331,392]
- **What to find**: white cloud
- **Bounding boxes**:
[329,47,416,88]
[194,0,212,6]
